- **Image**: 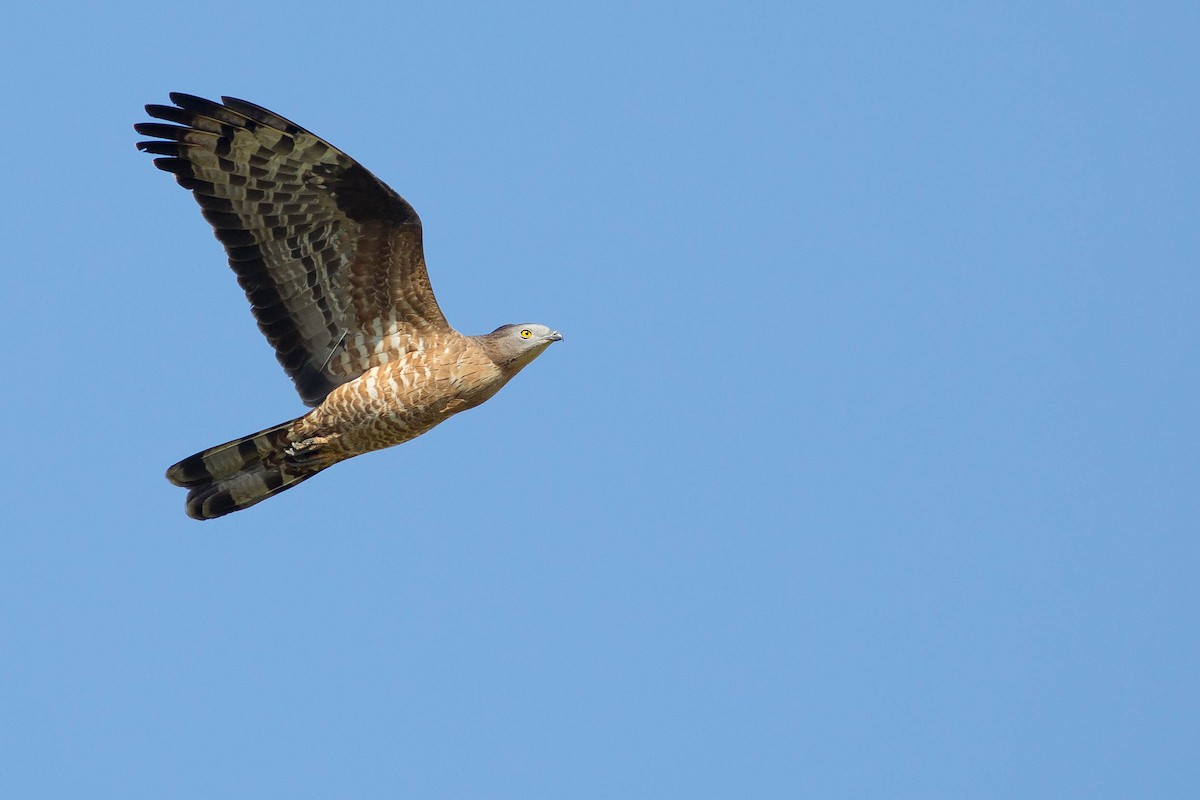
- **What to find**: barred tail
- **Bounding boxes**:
[166,417,319,520]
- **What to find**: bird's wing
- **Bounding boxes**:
[136,93,451,406]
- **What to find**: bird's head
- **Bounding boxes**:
[482,323,563,371]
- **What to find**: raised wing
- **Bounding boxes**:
[136,93,451,406]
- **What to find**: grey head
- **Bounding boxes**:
[477,323,563,373]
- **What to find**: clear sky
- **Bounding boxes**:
[2,1,1197,797]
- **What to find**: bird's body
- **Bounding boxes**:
[137,94,560,519]
[289,335,504,463]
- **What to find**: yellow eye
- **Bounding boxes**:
[520,329,532,339]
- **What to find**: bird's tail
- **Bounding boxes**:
[166,417,320,520]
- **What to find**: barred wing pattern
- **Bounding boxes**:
[136,93,450,406]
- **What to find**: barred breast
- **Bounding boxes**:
[285,334,505,463]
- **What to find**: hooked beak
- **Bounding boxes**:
[547,330,563,343]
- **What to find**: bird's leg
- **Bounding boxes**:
[284,436,338,470]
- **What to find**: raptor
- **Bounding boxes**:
[136,94,561,519]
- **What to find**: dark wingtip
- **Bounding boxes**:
[150,156,191,174]
[136,141,179,156]
[135,122,185,139]
[168,91,207,107]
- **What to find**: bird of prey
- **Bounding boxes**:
[136,94,562,520]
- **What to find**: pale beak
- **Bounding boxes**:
[547,330,563,342]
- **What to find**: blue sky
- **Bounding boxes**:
[2,1,1197,797]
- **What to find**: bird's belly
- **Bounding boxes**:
[289,361,481,459]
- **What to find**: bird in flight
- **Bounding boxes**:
[136,94,562,520]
